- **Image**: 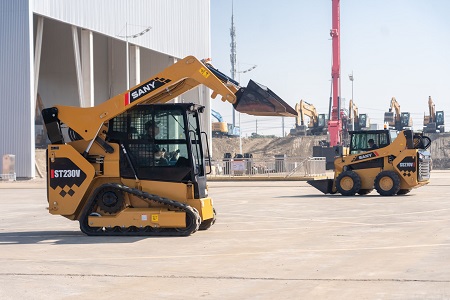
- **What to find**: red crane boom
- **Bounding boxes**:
[328,0,342,146]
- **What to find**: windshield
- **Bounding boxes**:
[350,131,391,154]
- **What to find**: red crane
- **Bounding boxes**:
[328,0,342,146]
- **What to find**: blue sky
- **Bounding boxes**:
[210,0,450,136]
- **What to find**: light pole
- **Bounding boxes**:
[237,64,257,154]
[348,71,354,102]
[117,24,152,90]
[348,70,357,130]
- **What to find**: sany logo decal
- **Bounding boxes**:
[51,169,81,178]
[352,151,379,162]
[124,77,172,105]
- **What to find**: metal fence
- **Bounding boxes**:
[1,154,16,181]
[208,156,326,178]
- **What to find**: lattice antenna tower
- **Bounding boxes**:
[230,0,237,81]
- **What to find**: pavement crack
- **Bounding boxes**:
[1,273,449,283]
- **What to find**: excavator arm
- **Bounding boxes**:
[428,96,436,123]
[298,100,318,127]
[390,97,401,123]
[348,99,359,130]
[384,97,401,126]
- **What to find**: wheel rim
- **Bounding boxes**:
[341,176,354,191]
[379,176,394,191]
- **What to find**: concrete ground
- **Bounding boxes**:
[1,172,449,299]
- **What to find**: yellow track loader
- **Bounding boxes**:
[308,129,432,196]
[42,56,296,236]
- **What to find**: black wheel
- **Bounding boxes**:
[199,208,216,231]
[335,171,361,196]
[397,189,411,195]
[374,171,401,196]
[358,189,373,195]
[96,187,124,214]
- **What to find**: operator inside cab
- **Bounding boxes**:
[141,120,167,164]
[368,138,378,149]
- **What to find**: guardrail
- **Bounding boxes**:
[0,173,16,181]
[208,156,326,178]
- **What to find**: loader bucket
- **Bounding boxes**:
[307,179,334,194]
[234,80,297,117]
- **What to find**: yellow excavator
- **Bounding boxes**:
[348,99,370,131]
[308,129,432,196]
[42,56,296,236]
[290,100,327,136]
[423,96,445,133]
[384,97,412,131]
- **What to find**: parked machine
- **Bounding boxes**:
[308,129,432,196]
[358,113,370,130]
[211,109,240,137]
[347,99,370,131]
[423,96,445,133]
[42,56,296,236]
[290,100,327,136]
[384,97,413,131]
[347,99,359,131]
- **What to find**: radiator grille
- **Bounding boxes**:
[418,150,431,181]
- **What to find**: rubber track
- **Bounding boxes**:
[79,183,201,236]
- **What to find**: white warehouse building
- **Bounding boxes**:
[0,0,213,178]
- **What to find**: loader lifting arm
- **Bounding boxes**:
[43,56,296,144]
[44,56,237,142]
[41,55,297,237]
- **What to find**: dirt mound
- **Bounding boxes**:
[34,133,450,175]
[428,133,450,169]
[211,136,325,160]
[212,133,450,169]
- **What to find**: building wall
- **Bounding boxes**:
[32,0,210,59]
[1,0,212,178]
[0,0,34,178]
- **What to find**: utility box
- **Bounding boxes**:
[2,154,16,181]
[274,154,286,173]
[223,153,232,175]
[244,153,253,174]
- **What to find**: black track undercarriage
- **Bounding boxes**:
[79,183,205,236]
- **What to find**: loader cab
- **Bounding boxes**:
[107,103,210,198]
[349,129,396,154]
